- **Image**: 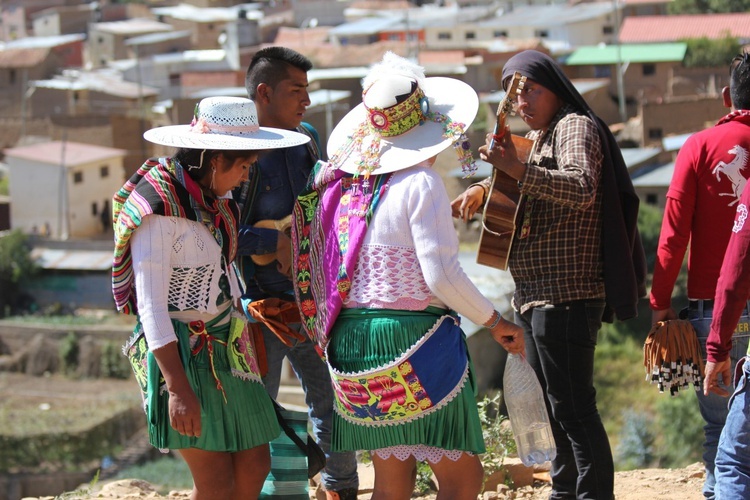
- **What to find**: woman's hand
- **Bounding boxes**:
[167,383,202,437]
[451,185,485,222]
[489,317,525,355]
[152,343,202,437]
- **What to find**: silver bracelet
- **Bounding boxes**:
[485,311,502,329]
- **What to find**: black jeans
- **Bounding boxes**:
[516,299,613,500]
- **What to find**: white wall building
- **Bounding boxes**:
[5,141,126,240]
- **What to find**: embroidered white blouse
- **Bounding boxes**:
[344,165,495,326]
[130,214,242,351]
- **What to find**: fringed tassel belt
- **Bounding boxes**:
[328,314,469,426]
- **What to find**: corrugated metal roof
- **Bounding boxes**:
[477,2,615,28]
[0,34,85,49]
[32,70,159,99]
[91,18,174,36]
[328,17,402,36]
[151,3,263,23]
[620,13,750,43]
[566,43,687,65]
[30,248,113,271]
[662,132,693,152]
[5,141,126,166]
[632,162,674,187]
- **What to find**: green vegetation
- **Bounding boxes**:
[0,230,38,318]
[595,201,704,470]
[683,35,742,68]
[669,0,750,14]
[478,393,516,481]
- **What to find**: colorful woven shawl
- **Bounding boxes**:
[112,157,239,315]
[291,160,391,353]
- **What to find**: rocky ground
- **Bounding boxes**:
[37,460,706,499]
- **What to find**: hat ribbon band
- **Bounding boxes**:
[190,117,260,135]
[364,86,427,138]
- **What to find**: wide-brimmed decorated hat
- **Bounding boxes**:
[143,96,310,150]
[327,52,478,177]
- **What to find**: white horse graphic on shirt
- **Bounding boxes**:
[713,145,748,207]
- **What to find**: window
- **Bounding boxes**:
[73,171,83,184]
[100,165,109,178]
[534,30,549,38]
[648,128,663,140]
[642,64,656,76]
[92,202,98,216]
[493,30,508,38]
[646,193,658,206]
[465,31,476,40]
[594,65,611,78]
[9,69,15,85]
[438,32,452,40]
[602,25,614,35]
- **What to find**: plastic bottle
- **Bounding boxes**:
[503,353,557,466]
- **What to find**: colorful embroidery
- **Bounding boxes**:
[328,315,469,426]
[291,161,391,353]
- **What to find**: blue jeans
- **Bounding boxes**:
[517,299,613,500]
[261,325,359,492]
[684,301,750,499]
[715,357,750,499]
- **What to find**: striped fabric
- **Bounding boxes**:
[112,157,239,315]
[260,407,310,499]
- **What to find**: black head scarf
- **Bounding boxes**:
[502,50,647,322]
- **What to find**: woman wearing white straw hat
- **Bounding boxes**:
[290,53,524,499]
[112,96,309,499]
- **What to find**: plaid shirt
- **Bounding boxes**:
[483,104,605,313]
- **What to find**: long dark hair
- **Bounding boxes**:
[172,148,256,185]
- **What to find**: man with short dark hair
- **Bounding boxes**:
[703,50,750,499]
[235,46,359,500]
[651,50,750,499]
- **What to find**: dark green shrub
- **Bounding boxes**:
[101,341,131,379]
[59,332,79,376]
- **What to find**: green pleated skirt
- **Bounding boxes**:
[327,307,485,454]
[144,318,280,452]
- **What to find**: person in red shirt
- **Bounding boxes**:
[650,50,750,499]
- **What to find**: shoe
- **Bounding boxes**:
[325,487,358,500]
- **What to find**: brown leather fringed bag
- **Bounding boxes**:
[643,319,704,396]
[245,298,307,344]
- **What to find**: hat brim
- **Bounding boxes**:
[327,77,478,175]
[143,125,310,150]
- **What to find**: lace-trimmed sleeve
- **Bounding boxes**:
[131,214,178,351]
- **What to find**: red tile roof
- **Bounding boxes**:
[620,13,750,43]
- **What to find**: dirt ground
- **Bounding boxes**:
[2,372,706,500]
[49,461,706,499]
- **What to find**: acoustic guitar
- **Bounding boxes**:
[476,72,534,271]
[251,215,292,266]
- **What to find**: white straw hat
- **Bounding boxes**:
[327,52,478,176]
[143,96,310,150]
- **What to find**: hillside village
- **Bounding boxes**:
[0,0,748,314]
